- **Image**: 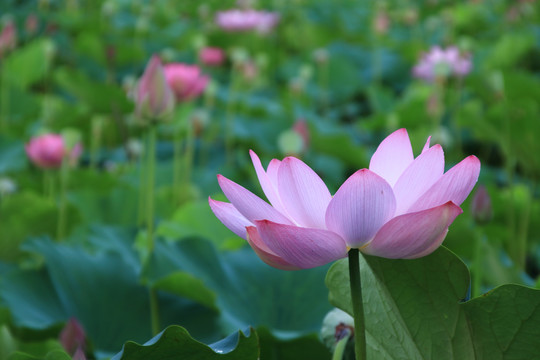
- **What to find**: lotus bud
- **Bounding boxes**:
[59,318,86,356]
[25,14,39,35]
[135,55,175,123]
[199,47,225,67]
[26,133,81,169]
[470,185,492,225]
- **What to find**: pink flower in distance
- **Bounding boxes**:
[135,55,175,120]
[199,47,225,66]
[25,134,82,169]
[209,129,480,270]
[413,46,472,82]
[215,9,280,34]
[0,19,17,57]
[163,63,209,102]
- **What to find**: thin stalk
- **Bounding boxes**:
[145,125,159,335]
[137,142,146,227]
[0,63,8,132]
[57,158,69,241]
[145,125,157,254]
[472,228,484,298]
[173,123,182,201]
[348,249,366,360]
[225,65,240,164]
[149,287,160,335]
[332,334,351,360]
[180,117,195,204]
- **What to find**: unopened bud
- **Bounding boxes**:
[470,185,492,225]
[59,318,87,356]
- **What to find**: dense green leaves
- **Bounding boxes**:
[326,247,540,359]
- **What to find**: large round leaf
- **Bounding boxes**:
[326,247,540,359]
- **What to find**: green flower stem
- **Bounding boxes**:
[472,228,484,298]
[44,170,55,200]
[146,125,157,254]
[333,334,351,360]
[56,158,70,241]
[137,150,146,227]
[149,287,160,336]
[348,249,366,360]
[145,125,159,335]
[173,123,182,202]
[225,66,240,164]
[0,64,8,132]
[180,115,195,204]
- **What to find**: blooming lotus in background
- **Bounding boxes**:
[163,63,209,102]
[215,9,280,34]
[413,46,472,82]
[26,133,82,169]
[209,129,480,269]
[199,47,225,67]
[135,55,175,121]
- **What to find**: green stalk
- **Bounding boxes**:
[180,115,195,204]
[145,125,159,335]
[333,334,351,360]
[225,65,239,164]
[173,122,182,202]
[0,63,8,132]
[56,158,69,241]
[348,249,366,360]
[149,288,160,336]
[472,228,484,298]
[137,142,146,227]
[146,125,157,254]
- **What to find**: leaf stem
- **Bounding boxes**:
[348,249,366,360]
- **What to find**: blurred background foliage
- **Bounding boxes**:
[0,0,539,358]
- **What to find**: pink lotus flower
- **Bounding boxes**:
[26,134,82,169]
[135,55,175,121]
[215,9,280,34]
[413,46,472,82]
[0,19,17,57]
[199,47,225,66]
[209,129,480,270]
[163,63,209,102]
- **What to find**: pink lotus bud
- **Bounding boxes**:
[239,60,257,81]
[373,10,390,35]
[199,47,225,66]
[470,185,492,224]
[163,63,209,102]
[25,14,39,35]
[72,347,87,360]
[135,55,175,121]
[26,134,82,169]
[293,119,310,149]
[0,19,17,57]
[59,318,86,356]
